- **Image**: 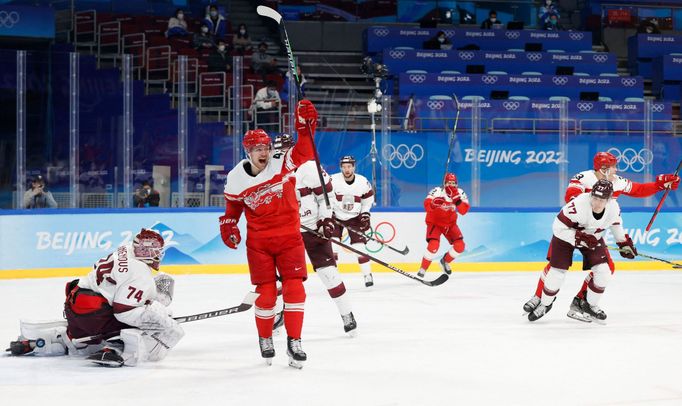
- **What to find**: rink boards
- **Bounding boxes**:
[1,208,681,278]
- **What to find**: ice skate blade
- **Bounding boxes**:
[346,328,358,338]
[90,359,123,368]
[265,358,273,366]
[566,310,593,323]
[288,357,304,369]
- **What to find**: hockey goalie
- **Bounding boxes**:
[6,229,183,367]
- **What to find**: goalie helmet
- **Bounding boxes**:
[593,152,617,171]
[591,179,614,200]
[243,129,271,151]
[133,229,165,270]
[340,155,356,166]
[273,133,294,151]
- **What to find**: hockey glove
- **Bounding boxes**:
[295,99,318,137]
[219,215,241,249]
[656,174,680,191]
[575,230,599,250]
[616,234,638,259]
[317,218,335,239]
[358,212,371,232]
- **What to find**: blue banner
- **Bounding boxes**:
[628,34,682,76]
[0,5,54,38]
[366,26,592,53]
[383,48,617,76]
[652,55,682,100]
[399,72,644,100]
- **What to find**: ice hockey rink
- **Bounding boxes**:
[2,270,681,406]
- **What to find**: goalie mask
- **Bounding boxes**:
[444,173,458,198]
[133,229,165,270]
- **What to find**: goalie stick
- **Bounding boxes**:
[256,5,331,210]
[72,292,259,344]
[330,218,409,255]
[607,246,682,269]
[645,158,682,232]
[301,224,448,287]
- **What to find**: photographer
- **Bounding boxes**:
[23,175,58,209]
[134,181,160,208]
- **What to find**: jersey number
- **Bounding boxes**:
[126,286,144,303]
[95,254,114,285]
[567,202,577,215]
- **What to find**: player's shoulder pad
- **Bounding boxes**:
[428,187,441,196]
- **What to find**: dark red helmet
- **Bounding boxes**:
[243,129,271,151]
[591,179,614,200]
[593,152,617,171]
[133,229,165,270]
[340,155,356,166]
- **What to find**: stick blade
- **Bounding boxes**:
[256,6,282,23]
[421,273,449,287]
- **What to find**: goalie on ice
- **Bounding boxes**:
[6,229,183,367]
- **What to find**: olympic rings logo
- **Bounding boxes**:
[526,52,542,62]
[374,28,389,37]
[569,32,584,41]
[382,143,424,169]
[459,51,475,60]
[0,11,20,28]
[389,50,406,59]
[505,31,520,39]
[607,147,654,173]
[552,76,569,86]
[340,221,397,254]
[502,101,520,110]
[409,74,426,83]
[481,75,498,84]
[593,54,608,63]
[621,78,637,87]
[651,103,665,113]
[426,100,445,110]
[443,30,455,38]
[576,102,594,112]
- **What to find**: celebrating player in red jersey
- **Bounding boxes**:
[523,151,680,320]
[417,173,470,278]
[220,100,318,369]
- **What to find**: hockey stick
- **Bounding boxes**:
[257,5,331,210]
[72,292,259,344]
[607,246,682,269]
[301,224,448,287]
[645,159,682,232]
[442,94,461,183]
[331,218,409,255]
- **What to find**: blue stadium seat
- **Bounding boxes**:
[579,50,596,53]
[441,70,461,74]
[547,49,565,53]
[462,95,485,101]
[429,95,453,100]
[573,72,589,76]
[624,97,646,102]
[598,96,612,102]
[549,96,571,102]
[599,73,619,77]
[507,48,524,52]
[522,71,542,75]
[406,69,428,74]
[488,71,508,75]
[508,96,530,101]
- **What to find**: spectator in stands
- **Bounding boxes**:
[207,40,232,72]
[166,9,189,38]
[480,10,502,29]
[637,19,661,34]
[193,23,216,50]
[423,31,452,50]
[280,65,306,101]
[134,181,160,208]
[252,42,279,81]
[204,4,227,40]
[23,175,57,209]
[233,24,253,55]
[251,80,281,133]
[543,14,564,31]
[538,0,559,26]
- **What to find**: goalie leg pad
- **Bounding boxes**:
[17,320,69,356]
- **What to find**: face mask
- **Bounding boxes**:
[438,37,445,43]
[201,27,208,33]
[218,45,225,52]
[240,29,246,35]
[210,11,218,17]
[177,13,184,19]
[490,17,496,23]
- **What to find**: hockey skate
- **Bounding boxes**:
[88,347,124,367]
[416,268,426,278]
[341,312,357,336]
[439,256,452,275]
[364,273,374,287]
[528,298,555,322]
[522,296,540,313]
[259,336,275,366]
[286,337,306,369]
[580,301,607,324]
[6,338,40,356]
[566,297,592,323]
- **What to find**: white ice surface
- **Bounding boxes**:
[1,271,682,406]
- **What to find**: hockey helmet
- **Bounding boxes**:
[444,173,458,185]
[133,228,165,270]
[273,133,295,151]
[243,129,271,151]
[591,179,614,200]
[593,152,617,171]
[340,155,356,166]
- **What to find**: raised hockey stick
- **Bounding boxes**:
[645,159,682,232]
[442,94,461,183]
[330,218,409,255]
[301,224,448,287]
[257,5,331,210]
[72,292,259,344]
[607,246,682,269]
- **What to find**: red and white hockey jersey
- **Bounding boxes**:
[424,186,470,227]
[330,173,374,221]
[553,193,626,246]
[296,160,332,229]
[223,137,314,238]
[565,170,660,202]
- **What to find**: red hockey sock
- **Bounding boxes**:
[444,252,455,263]
[420,257,432,270]
[254,282,277,338]
[576,273,592,299]
[282,278,306,339]
[534,263,551,297]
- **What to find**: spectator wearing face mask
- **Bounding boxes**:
[204,5,227,40]
[23,175,58,209]
[251,80,281,133]
[167,9,189,38]
[252,42,279,81]
[539,0,559,25]
[207,40,232,72]
[423,31,452,50]
[543,14,564,31]
[481,10,502,29]
[193,23,216,50]
[233,24,253,55]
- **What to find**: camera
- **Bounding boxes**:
[361,56,389,79]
